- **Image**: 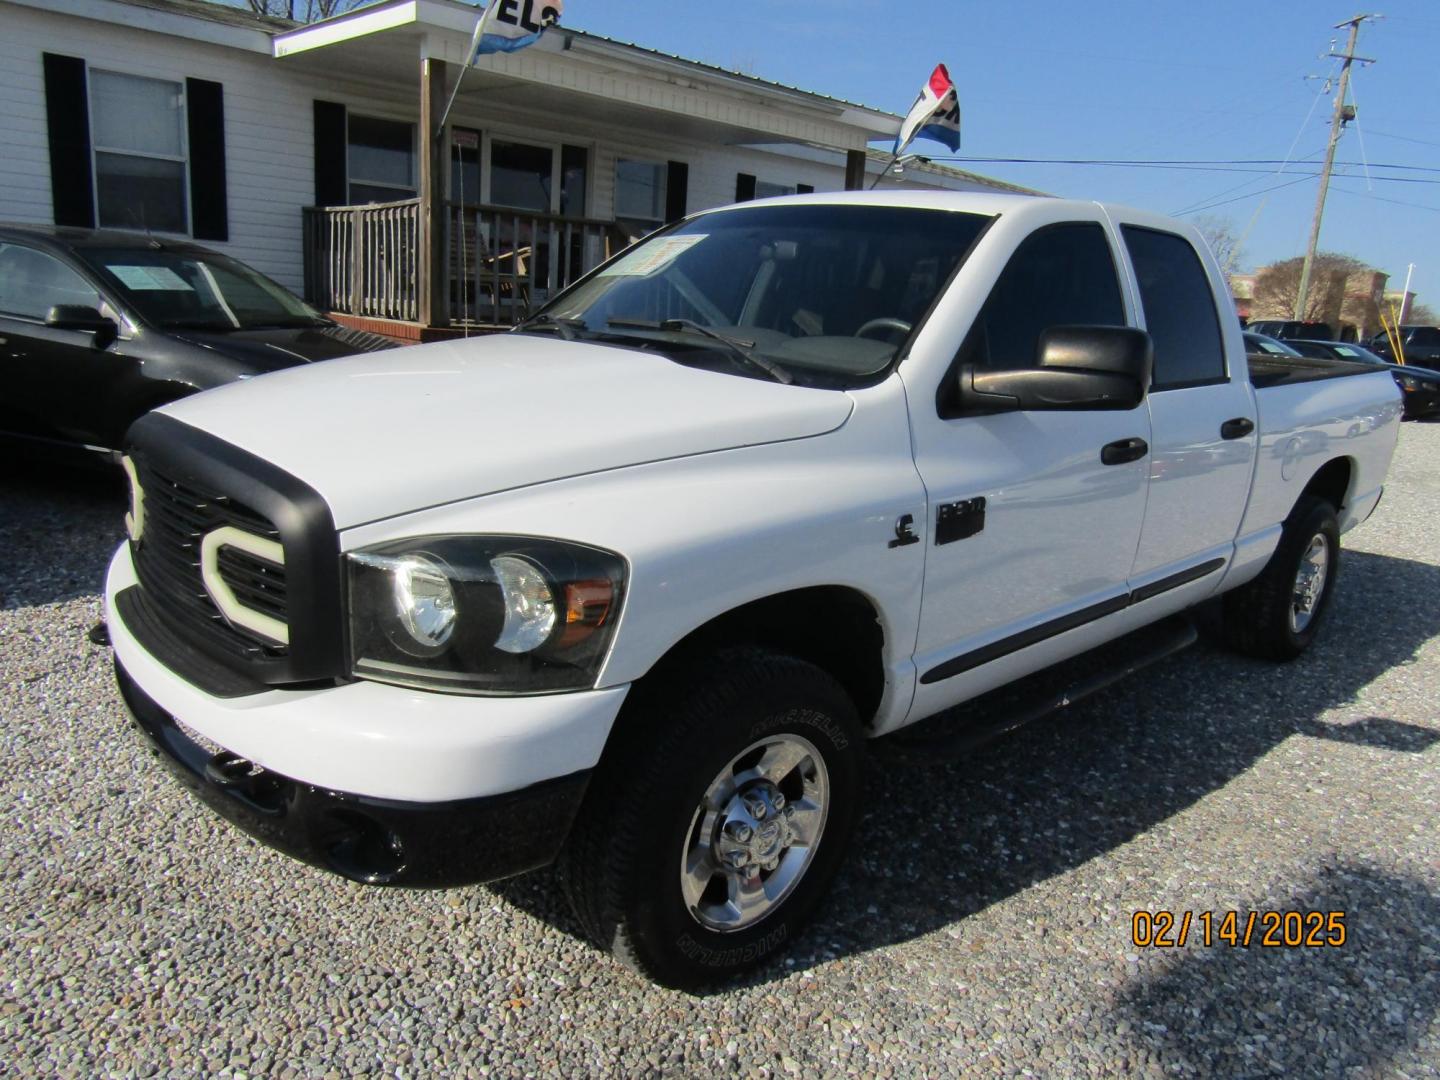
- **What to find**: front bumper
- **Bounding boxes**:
[116,662,589,885]
[106,543,629,802]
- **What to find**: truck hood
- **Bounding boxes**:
[160,334,854,528]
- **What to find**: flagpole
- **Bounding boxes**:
[437,2,494,136]
[869,152,901,191]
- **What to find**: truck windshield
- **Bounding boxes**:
[530,204,992,387]
[81,248,325,331]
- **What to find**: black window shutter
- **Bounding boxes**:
[42,53,95,228]
[313,100,348,207]
[796,183,815,195]
[186,78,227,241]
[735,173,756,203]
[665,161,688,222]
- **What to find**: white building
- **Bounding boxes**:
[1,0,1032,337]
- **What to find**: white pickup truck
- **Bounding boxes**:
[106,192,1401,988]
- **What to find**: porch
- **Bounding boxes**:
[276,0,900,339]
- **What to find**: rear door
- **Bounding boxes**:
[1114,219,1257,598]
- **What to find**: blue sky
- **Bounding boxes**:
[566,1,1440,310]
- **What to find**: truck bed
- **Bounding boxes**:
[1247,353,1376,389]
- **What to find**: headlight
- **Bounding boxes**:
[347,536,625,695]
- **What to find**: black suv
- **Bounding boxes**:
[1367,326,1440,370]
[0,225,395,455]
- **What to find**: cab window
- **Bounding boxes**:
[957,222,1126,374]
[1122,226,1226,389]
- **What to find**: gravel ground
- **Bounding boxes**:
[2,425,1438,1078]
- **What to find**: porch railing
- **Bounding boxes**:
[446,203,622,326]
[302,199,420,322]
[302,199,630,327]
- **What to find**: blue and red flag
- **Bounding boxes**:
[895,64,961,154]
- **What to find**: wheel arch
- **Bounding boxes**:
[620,585,888,730]
[1296,456,1354,518]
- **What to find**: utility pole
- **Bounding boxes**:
[1294,14,1377,321]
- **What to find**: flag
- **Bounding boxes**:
[895,64,961,154]
[468,0,564,60]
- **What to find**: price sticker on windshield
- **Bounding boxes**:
[599,235,707,278]
[109,265,194,292]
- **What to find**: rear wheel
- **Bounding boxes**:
[559,648,862,989]
[1223,495,1340,661]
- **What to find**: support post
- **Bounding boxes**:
[844,149,867,191]
[419,56,449,329]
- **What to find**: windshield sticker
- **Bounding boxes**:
[598,235,707,278]
[109,265,194,292]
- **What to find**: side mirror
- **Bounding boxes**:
[958,325,1153,413]
[46,305,118,348]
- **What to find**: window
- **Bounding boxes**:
[960,223,1125,372]
[1122,226,1226,389]
[755,180,797,199]
[490,139,553,212]
[615,160,666,230]
[0,244,100,321]
[1410,327,1440,347]
[90,70,188,234]
[348,115,416,204]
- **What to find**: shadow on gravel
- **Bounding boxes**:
[0,451,124,609]
[497,550,1440,994]
[1106,864,1440,1076]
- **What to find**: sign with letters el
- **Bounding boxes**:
[470,0,565,58]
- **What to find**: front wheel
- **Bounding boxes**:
[559,648,862,989]
[1223,495,1340,661]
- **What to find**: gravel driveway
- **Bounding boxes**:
[2,426,1438,1078]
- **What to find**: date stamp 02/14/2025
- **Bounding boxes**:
[1131,910,1348,949]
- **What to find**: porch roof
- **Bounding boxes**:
[272,0,902,151]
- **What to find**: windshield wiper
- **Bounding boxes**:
[606,317,793,385]
[514,314,590,341]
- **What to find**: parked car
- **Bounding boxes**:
[1247,319,1334,342]
[1243,330,1303,356]
[1366,325,1440,370]
[0,225,395,455]
[1284,339,1440,420]
[1285,339,1387,365]
[105,194,1402,988]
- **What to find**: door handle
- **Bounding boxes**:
[1101,437,1149,466]
[1220,416,1255,440]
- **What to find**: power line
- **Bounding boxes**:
[1173,174,1318,217]
[925,156,1440,174]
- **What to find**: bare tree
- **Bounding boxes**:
[1193,215,1243,273]
[1405,301,1437,325]
[1251,252,1368,322]
[243,0,369,22]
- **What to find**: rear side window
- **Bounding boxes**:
[960,222,1126,373]
[1122,227,1226,390]
[1410,328,1440,347]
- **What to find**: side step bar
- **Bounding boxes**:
[885,615,1199,760]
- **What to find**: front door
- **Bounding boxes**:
[905,219,1152,721]
[0,243,117,448]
